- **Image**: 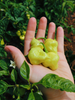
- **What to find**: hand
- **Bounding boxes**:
[5,17,75,100]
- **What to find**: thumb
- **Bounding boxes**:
[5,45,33,82]
[4,45,25,69]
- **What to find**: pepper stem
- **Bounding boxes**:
[25,55,28,57]
[40,42,48,53]
[37,37,46,40]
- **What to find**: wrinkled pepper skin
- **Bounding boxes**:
[42,52,59,70]
[44,38,58,53]
[28,47,47,65]
[31,38,43,49]
[28,38,59,70]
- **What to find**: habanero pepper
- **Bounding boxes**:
[28,47,47,65]
[44,38,58,53]
[30,38,43,49]
[28,37,59,70]
[42,52,59,70]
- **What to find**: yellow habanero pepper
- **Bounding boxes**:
[31,38,43,49]
[42,52,59,70]
[44,38,58,53]
[28,47,47,65]
[28,37,59,70]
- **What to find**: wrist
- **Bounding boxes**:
[47,91,75,100]
[38,85,75,100]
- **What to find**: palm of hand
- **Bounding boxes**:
[31,52,74,83]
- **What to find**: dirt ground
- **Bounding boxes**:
[64,11,75,71]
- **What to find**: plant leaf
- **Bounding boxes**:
[33,74,75,92]
[20,85,30,90]
[0,60,8,70]
[20,61,30,81]
[34,93,43,100]
[64,35,72,43]
[11,69,17,83]
[0,80,9,95]
[28,91,35,100]
[0,70,9,76]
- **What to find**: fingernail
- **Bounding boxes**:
[58,27,64,37]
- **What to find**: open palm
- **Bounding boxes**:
[5,17,74,100]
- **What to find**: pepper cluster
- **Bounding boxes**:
[16,30,26,41]
[28,38,59,70]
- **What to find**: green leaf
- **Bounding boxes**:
[0,60,8,70]
[64,35,72,43]
[11,69,17,83]
[0,70,9,76]
[33,74,75,92]
[13,87,25,97]
[68,27,71,34]
[71,28,75,35]
[20,61,30,81]
[28,92,43,100]
[0,80,9,95]
[16,17,23,22]
[20,84,30,90]
[28,91,35,100]
[29,5,35,12]
[6,31,16,36]
[0,2,7,8]
[34,93,43,100]
[62,2,66,11]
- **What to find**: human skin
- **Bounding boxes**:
[5,17,75,100]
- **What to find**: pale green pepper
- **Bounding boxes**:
[28,38,59,70]
[42,52,59,70]
[31,38,43,49]
[44,38,58,53]
[28,47,47,65]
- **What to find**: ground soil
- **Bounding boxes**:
[64,11,75,71]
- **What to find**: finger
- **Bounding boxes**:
[47,22,56,39]
[36,17,47,42]
[24,17,36,55]
[56,27,64,53]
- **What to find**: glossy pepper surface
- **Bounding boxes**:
[42,52,59,70]
[28,38,59,70]
[44,38,58,53]
[31,38,43,49]
[28,47,47,65]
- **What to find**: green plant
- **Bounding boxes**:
[0,60,75,100]
[0,0,75,99]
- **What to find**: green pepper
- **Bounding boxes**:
[16,30,21,36]
[20,35,25,40]
[28,47,47,65]
[42,52,59,70]
[31,38,43,49]
[0,39,4,45]
[44,38,58,53]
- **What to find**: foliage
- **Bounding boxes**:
[0,60,75,100]
[0,0,75,99]
[0,0,75,49]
